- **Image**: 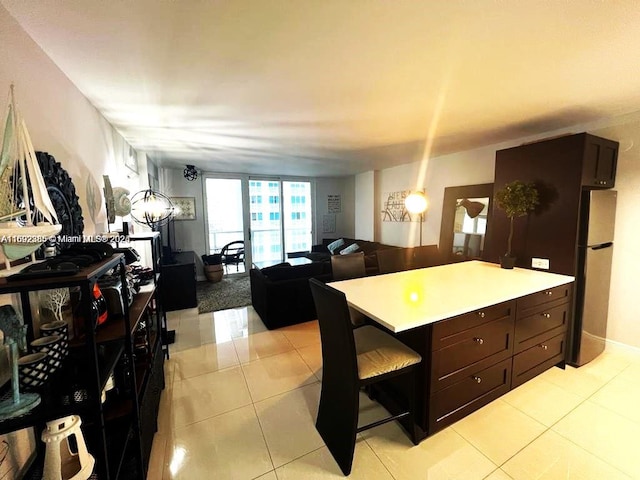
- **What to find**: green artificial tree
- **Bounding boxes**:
[494,180,539,267]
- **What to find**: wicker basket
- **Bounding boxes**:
[204,264,224,283]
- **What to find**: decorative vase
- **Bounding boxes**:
[500,255,516,269]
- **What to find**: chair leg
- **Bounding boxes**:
[316,380,359,475]
[407,369,420,445]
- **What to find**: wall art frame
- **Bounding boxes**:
[171,196,196,220]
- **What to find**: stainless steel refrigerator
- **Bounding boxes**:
[570,189,616,367]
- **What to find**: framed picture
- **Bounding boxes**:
[171,196,196,220]
[124,144,138,174]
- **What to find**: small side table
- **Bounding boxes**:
[161,251,198,311]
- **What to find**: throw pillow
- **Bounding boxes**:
[327,238,345,254]
[340,243,360,255]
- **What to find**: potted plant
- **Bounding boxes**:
[494,180,539,269]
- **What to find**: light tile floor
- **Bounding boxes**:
[148,306,640,479]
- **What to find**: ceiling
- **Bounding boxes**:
[3,1,640,177]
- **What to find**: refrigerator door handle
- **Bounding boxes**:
[591,242,613,250]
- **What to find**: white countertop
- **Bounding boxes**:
[330,261,574,333]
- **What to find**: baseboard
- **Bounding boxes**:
[605,338,640,356]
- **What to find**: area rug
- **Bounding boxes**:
[196,274,252,313]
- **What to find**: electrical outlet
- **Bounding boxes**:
[531,257,550,270]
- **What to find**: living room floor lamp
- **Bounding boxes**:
[405,191,428,246]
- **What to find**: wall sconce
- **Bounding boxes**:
[457,199,485,219]
[405,191,429,246]
[183,165,198,181]
[130,189,175,229]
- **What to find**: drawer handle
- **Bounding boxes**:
[544,291,553,296]
[541,313,551,318]
[473,337,484,345]
[472,376,482,384]
[539,344,549,350]
[477,311,486,318]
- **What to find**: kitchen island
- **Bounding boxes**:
[331,261,575,437]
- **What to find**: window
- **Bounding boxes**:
[250,195,262,204]
[269,212,280,221]
[269,196,279,204]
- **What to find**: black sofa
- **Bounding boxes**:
[308,237,397,275]
[250,239,442,330]
[250,261,332,330]
[251,238,396,329]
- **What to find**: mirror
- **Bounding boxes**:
[439,183,493,263]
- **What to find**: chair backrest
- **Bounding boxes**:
[221,241,245,259]
[410,244,441,269]
[376,247,411,274]
[330,252,366,280]
[309,278,360,388]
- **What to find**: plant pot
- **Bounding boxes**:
[500,255,516,269]
[204,264,224,283]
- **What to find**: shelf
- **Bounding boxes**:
[105,398,134,423]
[128,290,154,333]
[0,254,124,293]
[69,289,155,346]
[0,243,163,480]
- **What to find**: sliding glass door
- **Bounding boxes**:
[205,176,313,270]
[249,179,283,267]
[248,179,313,267]
[282,181,312,255]
[204,177,247,273]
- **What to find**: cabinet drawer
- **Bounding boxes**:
[432,300,514,350]
[429,358,512,434]
[431,316,514,391]
[512,332,566,388]
[515,303,569,353]
[516,284,572,312]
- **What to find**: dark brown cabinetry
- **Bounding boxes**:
[582,135,618,188]
[428,301,515,432]
[484,133,618,275]
[400,283,573,437]
[512,284,572,387]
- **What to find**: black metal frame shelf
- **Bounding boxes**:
[0,252,164,479]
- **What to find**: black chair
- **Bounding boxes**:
[330,252,366,280]
[409,244,442,269]
[330,252,367,327]
[220,240,245,272]
[376,247,411,274]
[309,278,422,475]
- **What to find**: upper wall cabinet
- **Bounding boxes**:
[582,135,618,188]
[484,133,618,276]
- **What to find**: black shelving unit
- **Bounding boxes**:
[119,232,170,359]
[0,254,165,479]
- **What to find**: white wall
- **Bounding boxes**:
[354,171,375,240]
[159,167,207,278]
[0,6,149,239]
[315,177,355,242]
